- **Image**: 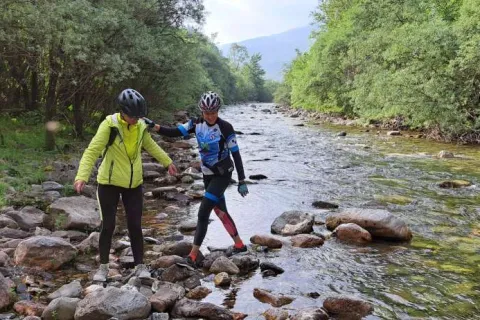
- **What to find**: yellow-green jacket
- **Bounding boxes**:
[75,113,172,188]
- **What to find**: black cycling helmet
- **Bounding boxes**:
[117,88,147,118]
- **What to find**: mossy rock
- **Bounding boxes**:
[438,180,471,188]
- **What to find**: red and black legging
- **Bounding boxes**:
[194,172,239,246]
[97,184,144,265]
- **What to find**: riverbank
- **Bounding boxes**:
[277,105,480,144]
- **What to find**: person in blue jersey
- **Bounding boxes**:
[144,91,249,268]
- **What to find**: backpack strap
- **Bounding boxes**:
[102,114,120,158]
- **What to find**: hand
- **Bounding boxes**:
[142,117,156,128]
[238,182,248,197]
[74,180,86,194]
[168,163,178,176]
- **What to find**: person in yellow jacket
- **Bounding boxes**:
[74,88,177,282]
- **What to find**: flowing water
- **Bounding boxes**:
[164,103,480,319]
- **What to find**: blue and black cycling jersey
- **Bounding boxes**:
[158,117,245,181]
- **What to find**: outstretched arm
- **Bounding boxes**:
[144,117,195,138]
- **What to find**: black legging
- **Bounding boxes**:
[194,172,240,246]
[97,184,144,265]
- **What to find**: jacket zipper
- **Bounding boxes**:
[108,160,114,184]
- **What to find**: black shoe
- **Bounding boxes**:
[225,245,248,257]
[176,256,198,270]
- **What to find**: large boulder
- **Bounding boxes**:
[47,196,101,231]
[326,208,412,241]
[74,287,151,320]
[271,211,314,236]
[14,236,77,271]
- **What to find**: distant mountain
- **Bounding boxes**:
[220,25,315,81]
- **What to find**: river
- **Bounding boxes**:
[160,103,479,319]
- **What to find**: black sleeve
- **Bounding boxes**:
[232,150,246,181]
[157,118,197,137]
[219,119,246,181]
[157,126,184,137]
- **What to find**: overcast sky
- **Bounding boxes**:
[202,0,319,45]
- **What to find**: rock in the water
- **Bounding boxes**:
[387,131,401,136]
[259,262,284,275]
[323,295,373,318]
[333,223,372,244]
[290,234,324,248]
[438,180,471,189]
[326,208,412,241]
[271,211,314,236]
[253,288,294,307]
[312,200,338,209]
[437,150,454,158]
[263,308,290,320]
[186,286,211,300]
[249,174,268,180]
[214,272,231,286]
[210,256,240,275]
[249,234,283,249]
[231,255,259,274]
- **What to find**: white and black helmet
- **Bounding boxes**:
[198,91,221,112]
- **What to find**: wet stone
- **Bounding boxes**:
[249,174,268,180]
[260,262,284,274]
[186,286,211,300]
[312,200,339,209]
